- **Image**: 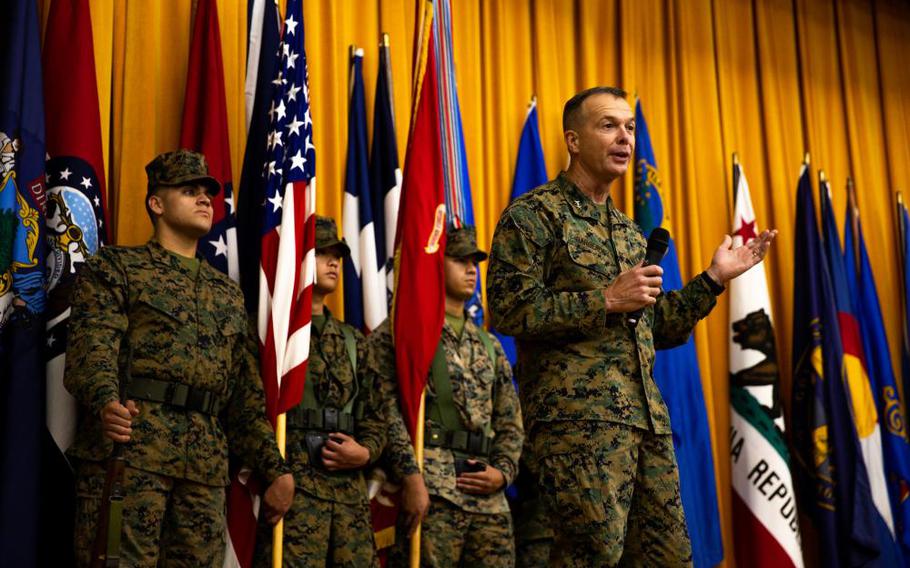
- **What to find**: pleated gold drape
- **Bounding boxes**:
[38,0,910,565]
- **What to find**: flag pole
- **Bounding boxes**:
[409,389,427,568]
[272,412,287,568]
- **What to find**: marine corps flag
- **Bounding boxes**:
[392,0,446,438]
[727,156,802,568]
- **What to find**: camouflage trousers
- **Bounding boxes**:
[254,490,379,568]
[74,460,226,568]
[390,496,514,567]
[512,496,553,568]
[531,421,693,568]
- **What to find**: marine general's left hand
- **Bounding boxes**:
[705,229,778,285]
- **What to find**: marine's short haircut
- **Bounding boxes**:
[562,86,628,132]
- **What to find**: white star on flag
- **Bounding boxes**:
[210,235,228,257]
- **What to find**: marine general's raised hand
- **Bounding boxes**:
[705,229,778,285]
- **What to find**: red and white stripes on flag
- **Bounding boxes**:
[225,1,314,566]
[255,0,315,426]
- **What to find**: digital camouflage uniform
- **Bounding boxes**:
[486,173,721,567]
[65,150,288,568]
[369,226,524,568]
[254,217,385,568]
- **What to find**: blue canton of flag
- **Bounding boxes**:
[255,0,316,421]
[236,0,280,313]
[343,49,387,332]
[369,35,401,308]
[633,100,723,568]
[844,184,910,565]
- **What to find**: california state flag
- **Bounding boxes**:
[728,156,803,568]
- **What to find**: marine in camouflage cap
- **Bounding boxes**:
[145,149,221,197]
[315,215,351,258]
[445,224,488,262]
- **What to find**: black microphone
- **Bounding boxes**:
[627,227,670,326]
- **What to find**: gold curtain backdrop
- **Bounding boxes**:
[38,0,910,564]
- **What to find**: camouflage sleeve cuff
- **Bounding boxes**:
[90,388,121,417]
[259,455,292,485]
[491,456,517,486]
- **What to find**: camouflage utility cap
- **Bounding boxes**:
[146,149,221,197]
[446,225,487,262]
[315,216,351,258]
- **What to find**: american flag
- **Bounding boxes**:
[257,0,316,423]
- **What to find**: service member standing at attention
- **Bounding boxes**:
[370,224,524,568]
[486,87,777,567]
[254,216,388,567]
[65,149,294,567]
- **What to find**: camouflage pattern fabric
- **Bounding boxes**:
[388,497,514,568]
[314,215,351,257]
[486,172,717,435]
[73,460,227,568]
[511,450,553,568]
[368,317,523,514]
[253,490,379,568]
[64,240,288,486]
[532,421,692,567]
[145,148,220,196]
[286,309,385,504]
[445,225,487,261]
[365,318,420,481]
[486,173,713,565]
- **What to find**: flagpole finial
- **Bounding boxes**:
[381,32,390,47]
[899,191,904,205]
[732,152,740,165]
[804,152,810,165]
[819,169,827,183]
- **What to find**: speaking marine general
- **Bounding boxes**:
[486,86,776,567]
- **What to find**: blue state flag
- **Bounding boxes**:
[845,190,910,565]
[633,100,722,568]
[343,49,386,332]
[900,200,910,432]
[492,98,548,367]
[820,178,898,565]
[369,36,400,308]
[791,165,879,567]
[0,1,46,565]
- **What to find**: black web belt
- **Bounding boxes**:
[127,377,223,416]
[426,427,492,456]
[287,407,355,435]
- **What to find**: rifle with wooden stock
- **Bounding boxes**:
[91,347,133,568]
